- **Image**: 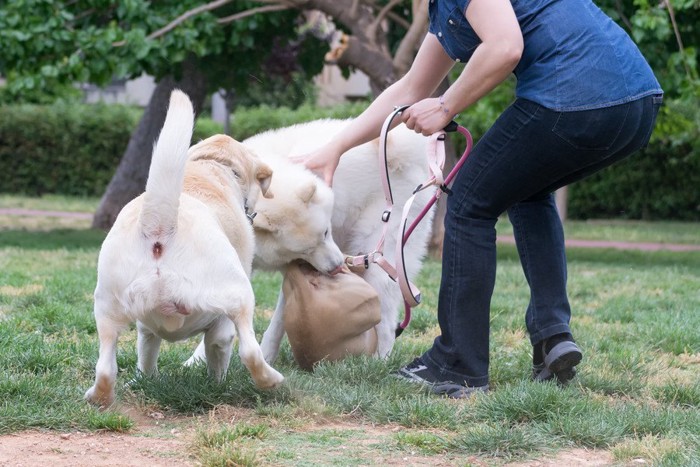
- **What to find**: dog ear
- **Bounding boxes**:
[251,211,277,233]
[297,181,317,204]
[256,162,274,199]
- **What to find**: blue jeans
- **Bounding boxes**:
[421,95,662,387]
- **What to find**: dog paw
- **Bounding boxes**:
[256,367,285,389]
[84,382,115,409]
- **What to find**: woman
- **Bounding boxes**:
[297,0,663,398]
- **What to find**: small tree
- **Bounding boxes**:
[0,0,326,228]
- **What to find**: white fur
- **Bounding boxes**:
[244,119,435,361]
[84,90,283,408]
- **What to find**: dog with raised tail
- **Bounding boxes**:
[85,90,284,408]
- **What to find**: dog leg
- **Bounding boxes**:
[136,322,162,377]
[184,337,207,366]
[232,307,284,389]
[202,316,235,382]
[260,290,287,364]
[85,311,126,408]
[363,268,401,358]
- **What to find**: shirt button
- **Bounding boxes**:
[438,32,442,37]
[448,19,455,25]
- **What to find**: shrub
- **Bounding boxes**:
[0,102,139,197]
[0,99,697,220]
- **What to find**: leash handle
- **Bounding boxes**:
[443,120,459,132]
[379,106,410,207]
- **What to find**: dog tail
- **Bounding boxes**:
[139,89,195,238]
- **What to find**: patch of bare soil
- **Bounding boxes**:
[0,405,615,467]
[506,448,614,466]
[0,430,191,467]
[0,407,196,467]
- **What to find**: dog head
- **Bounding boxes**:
[188,134,273,207]
[251,163,344,275]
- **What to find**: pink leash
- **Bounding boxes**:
[344,106,474,337]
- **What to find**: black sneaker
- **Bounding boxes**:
[532,362,577,384]
[396,357,489,399]
[532,336,582,385]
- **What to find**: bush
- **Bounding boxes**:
[0,102,140,197]
[0,103,226,197]
[456,87,700,221]
[566,97,700,220]
[0,99,697,220]
[228,101,369,141]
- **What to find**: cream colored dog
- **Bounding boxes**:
[84,90,284,407]
[243,120,434,363]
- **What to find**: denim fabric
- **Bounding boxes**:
[428,0,663,111]
[421,94,662,386]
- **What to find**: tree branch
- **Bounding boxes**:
[663,0,693,79]
[392,0,428,76]
[113,0,234,46]
[369,0,404,36]
[613,0,633,31]
[217,4,292,24]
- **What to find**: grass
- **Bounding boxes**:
[1,195,699,465]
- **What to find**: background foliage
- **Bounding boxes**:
[0,100,698,219]
[0,0,698,218]
[0,0,328,106]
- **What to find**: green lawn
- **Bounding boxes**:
[1,196,699,466]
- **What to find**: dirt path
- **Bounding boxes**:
[0,407,195,467]
[3,208,699,252]
[0,429,192,467]
[0,413,616,467]
[496,234,700,252]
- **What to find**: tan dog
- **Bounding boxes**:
[282,261,381,371]
[85,90,284,408]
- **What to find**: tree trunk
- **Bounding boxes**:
[91,57,208,230]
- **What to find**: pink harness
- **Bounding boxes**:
[344,106,474,336]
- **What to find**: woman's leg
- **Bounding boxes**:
[415,95,661,387]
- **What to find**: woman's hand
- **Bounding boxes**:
[289,143,342,187]
[401,97,455,136]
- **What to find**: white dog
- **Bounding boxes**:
[85,90,284,407]
[243,119,435,362]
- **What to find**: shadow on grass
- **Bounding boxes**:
[0,229,106,250]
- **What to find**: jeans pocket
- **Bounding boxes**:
[551,104,630,151]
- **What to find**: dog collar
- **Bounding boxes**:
[244,199,257,224]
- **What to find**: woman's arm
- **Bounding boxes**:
[402,0,523,135]
[297,33,454,185]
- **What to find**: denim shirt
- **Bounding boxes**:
[428,0,663,111]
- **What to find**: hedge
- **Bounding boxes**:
[0,100,697,220]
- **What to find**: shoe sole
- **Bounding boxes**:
[533,341,582,385]
[545,341,582,384]
[431,382,489,399]
[395,369,488,399]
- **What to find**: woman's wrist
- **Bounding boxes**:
[438,94,451,116]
